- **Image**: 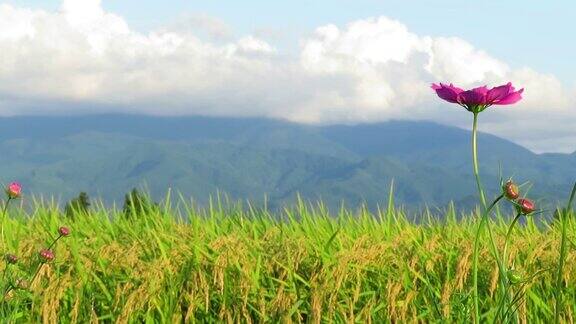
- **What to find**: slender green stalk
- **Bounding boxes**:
[470,112,510,322]
[498,212,522,322]
[503,213,522,271]
[1,197,12,249]
[471,113,503,264]
[1,198,13,310]
[554,183,576,323]
[47,235,63,250]
[472,113,487,209]
[472,194,504,322]
[471,112,485,324]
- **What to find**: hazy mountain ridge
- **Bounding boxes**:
[1,115,574,210]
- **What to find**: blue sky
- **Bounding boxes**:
[0,0,574,153]
[7,0,574,85]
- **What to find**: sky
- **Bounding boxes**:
[0,0,574,153]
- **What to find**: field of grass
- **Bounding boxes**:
[1,195,575,323]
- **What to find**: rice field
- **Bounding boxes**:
[1,194,574,323]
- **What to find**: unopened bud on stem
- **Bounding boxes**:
[516,198,536,215]
[503,180,520,200]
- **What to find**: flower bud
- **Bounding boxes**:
[5,182,22,199]
[5,254,18,265]
[58,226,70,237]
[503,180,519,200]
[516,198,536,215]
[39,249,55,262]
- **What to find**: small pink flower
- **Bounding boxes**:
[431,82,524,113]
[5,182,22,199]
[39,249,55,262]
[58,226,70,237]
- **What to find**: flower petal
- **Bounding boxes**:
[431,83,463,103]
[486,83,512,103]
[446,83,464,94]
[457,89,486,106]
[435,88,460,103]
[471,85,489,96]
[494,88,524,105]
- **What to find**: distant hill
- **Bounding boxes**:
[0,115,574,211]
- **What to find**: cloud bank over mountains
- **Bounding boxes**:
[0,0,574,152]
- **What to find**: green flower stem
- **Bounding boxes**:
[471,111,486,324]
[503,212,522,271]
[471,112,508,322]
[472,113,487,208]
[472,112,504,258]
[0,197,12,249]
[472,194,503,322]
[472,113,503,265]
[500,212,522,322]
[472,113,502,267]
[48,235,63,250]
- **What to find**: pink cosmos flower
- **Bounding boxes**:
[5,182,22,199]
[431,82,524,113]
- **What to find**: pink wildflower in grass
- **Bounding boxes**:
[5,182,22,199]
[39,249,55,262]
[58,226,70,237]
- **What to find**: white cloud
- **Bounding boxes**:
[61,0,104,25]
[427,37,509,84]
[168,12,233,41]
[0,1,574,152]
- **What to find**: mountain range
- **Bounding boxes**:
[1,115,574,211]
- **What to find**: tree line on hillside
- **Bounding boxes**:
[64,188,158,219]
